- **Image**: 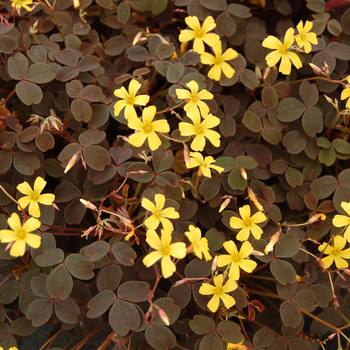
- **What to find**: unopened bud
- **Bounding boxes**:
[339,274,347,281]
[240,167,247,180]
[296,275,304,282]
[73,0,80,8]
[158,308,170,326]
[328,333,337,340]
[324,61,329,70]
[255,65,262,80]
[324,95,333,104]
[133,32,143,46]
[211,255,217,273]
[251,250,265,256]
[64,152,79,173]
[183,147,190,169]
[52,203,59,211]
[309,63,322,74]
[81,226,95,239]
[219,197,231,213]
[80,199,97,211]
[263,66,271,80]
[343,268,350,276]
[333,295,339,308]
[138,170,148,174]
[247,187,264,212]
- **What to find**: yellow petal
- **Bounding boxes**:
[220,62,235,79]
[128,79,141,97]
[128,131,148,148]
[33,176,46,194]
[18,196,31,210]
[143,250,163,267]
[279,55,292,75]
[190,135,206,151]
[334,256,348,269]
[207,65,222,81]
[145,229,162,250]
[147,132,162,151]
[17,181,33,196]
[193,38,205,54]
[25,233,41,249]
[28,201,41,218]
[161,255,176,278]
[202,33,220,48]
[219,293,236,309]
[7,213,22,232]
[207,294,220,312]
[185,16,201,31]
[179,29,196,43]
[145,215,160,230]
[22,217,41,232]
[0,230,17,243]
[159,217,174,232]
[320,255,334,269]
[262,36,283,50]
[152,119,170,133]
[142,106,156,125]
[160,207,179,219]
[38,193,55,205]
[169,242,187,259]
[217,254,233,267]
[199,282,215,295]
[239,259,257,273]
[134,94,150,106]
[236,227,251,241]
[341,201,350,216]
[114,86,130,100]
[10,240,26,257]
[201,16,216,33]
[176,88,191,100]
[200,52,216,65]
[142,197,156,212]
[230,216,244,229]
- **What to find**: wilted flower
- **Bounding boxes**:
[10,0,33,13]
[0,213,41,257]
[17,177,55,218]
[262,28,302,75]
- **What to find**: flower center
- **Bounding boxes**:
[16,228,27,240]
[194,29,204,39]
[194,123,205,136]
[243,218,252,229]
[279,45,288,55]
[190,94,198,103]
[232,253,242,264]
[30,192,40,201]
[161,245,171,256]
[214,286,224,296]
[143,123,154,134]
[126,96,136,106]
[214,57,222,66]
[331,248,340,257]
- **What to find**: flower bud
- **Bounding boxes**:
[333,295,339,308]
[64,152,79,173]
[324,95,333,104]
[158,308,170,326]
[73,0,80,8]
[219,197,231,213]
[264,231,281,254]
[263,66,271,80]
[309,63,322,74]
[183,145,190,169]
[240,168,247,180]
[211,255,218,273]
[80,199,97,211]
[308,213,326,224]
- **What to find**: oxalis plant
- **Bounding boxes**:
[1,0,350,349]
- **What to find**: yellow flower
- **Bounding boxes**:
[142,194,179,232]
[227,341,248,350]
[262,28,302,75]
[127,106,170,151]
[143,229,187,278]
[17,177,55,218]
[333,201,350,242]
[10,0,33,12]
[185,225,212,261]
[217,241,257,280]
[318,235,350,269]
[0,213,41,257]
[230,205,267,241]
[178,16,220,54]
[176,80,213,120]
[295,20,318,53]
[114,79,150,119]
[199,274,237,312]
[188,152,224,178]
[179,113,221,151]
[200,41,238,81]
[341,77,350,109]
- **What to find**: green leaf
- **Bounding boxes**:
[87,290,116,318]
[319,146,336,166]
[240,69,259,90]
[219,117,236,137]
[127,45,149,62]
[65,254,94,280]
[128,163,154,183]
[109,146,133,165]
[302,107,323,137]
[118,281,150,302]
[13,151,41,175]
[118,2,130,23]
[277,98,305,122]
[285,167,303,187]
[270,259,296,285]
[280,301,302,327]
[27,45,47,63]
[310,175,337,199]
[11,317,36,336]
[152,149,174,173]
[167,282,191,310]
[81,85,105,102]
[0,281,21,304]
[0,151,12,174]
[199,332,224,350]
[78,55,100,72]
[236,155,258,169]
[228,167,247,190]
[214,157,235,173]
[328,42,350,60]
[46,264,73,300]
[333,139,350,154]
[84,145,111,171]
[84,241,110,261]
[15,81,43,105]
[8,52,28,80]
[145,325,177,350]
[109,299,141,335]
[97,265,122,291]
[166,63,185,83]
[24,63,55,84]
[54,296,80,324]
[227,3,252,17]
[156,171,179,187]
[189,315,215,335]
[242,111,262,132]
[36,132,55,152]
[215,12,236,37]
[253,326,275,347]
[184,258,212,278]
[283,131,307,154]
[201,0,226,11]
[26,299,53,327]
[152,297,181,325]
[112,242,136,266]
[262,127,283,145]
[54,49,79,67]
[292,289,316,312]
[200,177,221,201]
[35,248,64,267]
[71,99,92,122]
[0,35,17,54]
[275,234,300,258]
[217,320,243,343]
[299,81,319,106]
[157,44,175,60]
[31,274,50,298]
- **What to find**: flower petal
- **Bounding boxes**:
[142,197,156,213]
[219,293,236,309]
[142,106,156,125]
[33,177,46,194]
[193,38,205,54]
[28,201,41,218]
[145,229,162,250]
[22,217,41,232]
[10,240,26,257]
[128,79,141,97]
[236,227,251,241]
[207,295,220,312]
[7,213,22,232]
[202,33,220,48]
[38,193,55,205]
[190,135,206,151]
[134,94,150,106]
[114,86,130,100]
[159,217,174,232]
[152,119,170,133]
[239,259,257,274]
[185,16,200,31]
[143,250,163,267]
[200,52,215,65]
[25,233,41,249]
[201,16,216,33]
[341,201,350,216]
[0,230,17,243]
[161,207,179,219]
[169,242,187,259]
[147,131,162,151]
[230,216,244,229]
[128,131,148,148]
[17,181,33,196]
[207,65,222,81]
[176,88,191,100]
[161,255,176,278]
[18,196,31,210]
[199,282,215,295]
[217,254,233,267]
[145,215,160,230]
[179,29,196,43]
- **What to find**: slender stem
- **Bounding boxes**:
[0,89,16,106]
[97,331,116,350]
[38,329,62,350]
[0,274,13,289]
[70,322,109,350]
[288,76,341,85]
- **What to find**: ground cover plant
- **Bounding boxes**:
[1,0,350,349]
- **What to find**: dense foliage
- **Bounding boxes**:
[1,0,350,349]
